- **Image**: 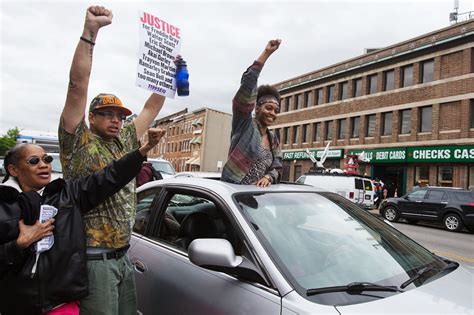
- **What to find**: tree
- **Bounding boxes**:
[0,127,20,156]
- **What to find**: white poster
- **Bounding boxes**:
[136,11,182,98]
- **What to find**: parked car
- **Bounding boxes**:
[147,158,176,179]
[296,173,375,209]
[379,187,474,233]
[130,178,473,314]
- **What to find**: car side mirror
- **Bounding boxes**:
[188,238,268,285]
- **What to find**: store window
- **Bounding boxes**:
[437,166,453,187]
[469,166,474,191]
[353,78,362,97]
[368,74,378,94]
[305,91,313,107]
[400,109,411,134]
[313,122,321,142]
[340,82,348,100]
[415,166,429,186]
[419,106,432,133]
[421,59,434,83]
[326,121,333,140]
[366,114,376,137]
[302,124,309,143]
[382,112,392,136]
[384,70,395,91]
[293,126,299,144]
[294,165,302,182]
[316,88,323,105]
[327,85,335,103]
[338,119,346,139]
[283,127,289,144]
[351,117,360,138]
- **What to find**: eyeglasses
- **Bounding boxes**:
[93,110,127,121]
[26,155,54,166]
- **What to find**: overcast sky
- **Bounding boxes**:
[1,0,473,135]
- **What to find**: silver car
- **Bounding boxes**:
[131,178,473,314]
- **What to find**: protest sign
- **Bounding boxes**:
[136,11,181,98]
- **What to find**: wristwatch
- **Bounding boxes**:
[264,175,272,182]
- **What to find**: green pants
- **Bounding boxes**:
[80,254,137,315]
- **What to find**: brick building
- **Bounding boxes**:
[148,107,231,172]
[271,19,474,196]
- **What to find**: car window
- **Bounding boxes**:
[153,192,244,255]
[363,179,372,191]
[427,190,446,201]
[453,191,474,202]
[296,176,305,184]
[150,161,176,175]
[355,178,363,190]
[134,187,162,235]
[407,189,427,199]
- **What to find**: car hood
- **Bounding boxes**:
[336,265,474,314]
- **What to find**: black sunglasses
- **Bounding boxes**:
[26,155,54,166]
[93,110,127,121]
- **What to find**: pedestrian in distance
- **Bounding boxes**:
[58,5,171,314]
[221,39,283,187]
[0,129,165,315]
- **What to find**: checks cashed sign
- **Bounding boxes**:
[282,149,342,160]
[407,145,474,163]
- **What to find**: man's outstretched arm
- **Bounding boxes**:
[61,5,113,134]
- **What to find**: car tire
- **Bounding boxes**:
[383,206,399,222]
[443,213,463,232]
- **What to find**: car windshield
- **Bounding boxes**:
[235,192,448,305]
[150,161,176,175]
[50,155,62,173]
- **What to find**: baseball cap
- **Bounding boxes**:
[89,93,132,116]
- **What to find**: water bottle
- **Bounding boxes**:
[175,58,189,96]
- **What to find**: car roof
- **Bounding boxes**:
[137,177,324,195]
[174,171,221,179]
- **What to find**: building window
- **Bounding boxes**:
[313,122,321,142]
[368,74,378,94]
[284,98,290,112]
[340,82,348,100]
[304,91,313,107]
[353,78,362,97]
[351,117,360,138]
[400,109,411,134]
[326,121,333,140]
[438,166,453,187]
[382,112,392,136]
[366,114,376,137]
[470,100,474,129]
[327,85,335,103]
[302,124,309,143]
[384,70,395,91]
[275,128,281,142]
[421,59,434,83]
[338,119,346,139]
[316,88,323,105]
[469,166,474,191]
[419,106,432,133]
[283,127,289,144]
[415,166,429,186]
[401,65,413,87]
[293,126,299,144]
[296,94,302,110]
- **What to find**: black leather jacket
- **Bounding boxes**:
[0,149,145,314]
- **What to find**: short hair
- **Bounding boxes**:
[257,85,281,106]
[2,143,29,183]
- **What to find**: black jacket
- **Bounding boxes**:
[0,149,145,314]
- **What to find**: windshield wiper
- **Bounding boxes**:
[307,282,403,296]
[400,262,458,289]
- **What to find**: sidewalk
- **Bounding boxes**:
[368,208,381,217]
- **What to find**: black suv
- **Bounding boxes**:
[379,187,474,233]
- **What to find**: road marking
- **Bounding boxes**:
[433,250,474,263]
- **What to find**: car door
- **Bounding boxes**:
[130,186,282,315]
[398,189,428,219]
[421,190,448,220]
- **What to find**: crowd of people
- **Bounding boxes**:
[0,5,284,315]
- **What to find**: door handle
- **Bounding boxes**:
[133,260,147,273]
[416,200,422,203]
[440,201,448,204]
